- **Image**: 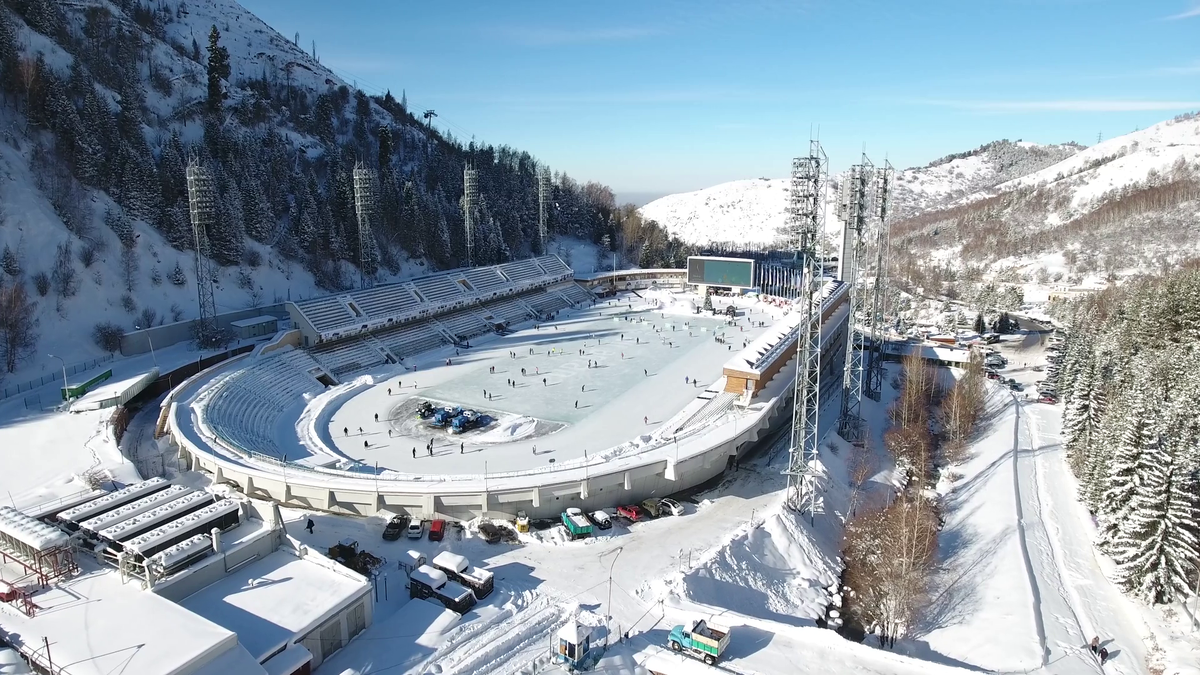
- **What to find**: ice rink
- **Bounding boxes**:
[324,290,783,475]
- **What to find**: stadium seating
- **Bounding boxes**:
[294,296,355,332]
[498,258,542,283]
[353,284,421,319]
[202,350,324,458]
[373,320,449,359]
[463,267,508,293]
[536,256,572,276]
[525,290,570,315]
[480,298,533,325]
[412,275,466,304]
[310,337,390,377]
[557,283,594,306]
[434,309,491,342]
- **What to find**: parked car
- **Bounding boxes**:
[382,514,410,541]
[641,498,663,518]
[428,519,446,541]
[659,498,685,517]
[1033,365,1044,372]
[406,521,424,539]
[589,510,613,530]
[985,369,1001,380]
[1038,394,1059,404]
[478,522,502,544]
[617,504,646,522]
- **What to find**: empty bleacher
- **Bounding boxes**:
[537,256,572,276]
[498,258,542,283]
[557,283,594,306]
[434,309,491,342]
[373,320,450,359]
[310,337,389,377]
[202,350,324,457]
[524,290,570,315]
[293,296,355,333]
[353,284,421,319]
[481,298,533,325]
[412,275,466,304]
[463,267,508,293]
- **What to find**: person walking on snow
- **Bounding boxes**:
[1090,637,1099,654]
[344,427,349,436]
[1098,647,1109,665]
[374,413,379,422]
[644,416,649,425]
[305,518,315,534]
[543,378,547,386]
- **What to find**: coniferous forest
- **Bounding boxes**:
[0,0,691,296]
[1055,265,1200,605]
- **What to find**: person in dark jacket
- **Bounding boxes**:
[1098,647,1109,664]
[305,518,315,534]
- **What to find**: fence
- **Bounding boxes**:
[0,355,114,401]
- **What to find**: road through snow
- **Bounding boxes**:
[1013,395,1149,674]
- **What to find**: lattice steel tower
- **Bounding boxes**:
[537,169,551,254]
[186,159,220,348]
[864,160,893,401]
[836,153,875,443]
[463,164,479,267]
[352,162,378,289]
[783,140,828,511]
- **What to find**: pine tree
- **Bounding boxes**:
[206,25,230,114]
[1,245,19,277]
[973,312,985,334]
[1098,381,1156,547]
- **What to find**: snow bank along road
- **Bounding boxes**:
[1013,394,1149,674]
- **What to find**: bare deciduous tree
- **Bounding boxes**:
[0,281,40,373]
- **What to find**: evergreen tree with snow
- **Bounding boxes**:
[1,246,19,277]
[206,26,230,114]
[1098,376,1157,548]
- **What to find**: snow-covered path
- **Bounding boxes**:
[1016,399,1149,674]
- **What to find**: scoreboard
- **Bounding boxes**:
[686,256,755,289]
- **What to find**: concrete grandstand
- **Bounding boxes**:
[159,257,851,522]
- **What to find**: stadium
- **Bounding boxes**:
[161,255,851,521]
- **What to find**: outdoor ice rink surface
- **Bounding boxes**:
[325,291,782,475]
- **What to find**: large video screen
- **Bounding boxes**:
[687,256,754,288]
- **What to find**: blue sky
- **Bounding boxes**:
[241,0,1200,200]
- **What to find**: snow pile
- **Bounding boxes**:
[472,416,538,443]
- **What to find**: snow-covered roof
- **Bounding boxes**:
[191,644,267,675]
[78,484,192,534]
[181,549,370,663]
[411,565,448,589]
[57,477,169,523]
[432,551,468,574]
[123,500,239,555]
[441,580,474,604]
[557,618,591,645]
[0,560,242,675]
[0,506,68,551]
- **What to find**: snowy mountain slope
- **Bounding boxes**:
[638,177,842,247]
[0,0,635,380]
[891,112,1200,281]
[639,140,1079,247]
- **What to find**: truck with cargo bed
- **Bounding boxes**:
[668,619,730,665]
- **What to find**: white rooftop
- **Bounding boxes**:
[180,549,369,663]
[432,550,468,574]
[0,560,241,675]
[0,506,68,550]
[230,315,281,328]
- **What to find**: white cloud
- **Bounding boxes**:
[1164,4,1200,19]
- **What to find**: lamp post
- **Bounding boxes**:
[48,354,67,403]
[134,324,157,366]
[602,546,624,646]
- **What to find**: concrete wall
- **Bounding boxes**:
[120,304,287,357]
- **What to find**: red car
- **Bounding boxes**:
[428,519,446,541]
[617,504,646,521]
[1038,394,1058,404]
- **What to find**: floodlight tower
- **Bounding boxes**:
[352,161,378,289]
[186,158,220,348]
[537,169,551,253]
[836,153,875,443]
[463,163,479,267]
[864,160,894,401]
[783,139,828,512]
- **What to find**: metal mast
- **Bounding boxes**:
[783,140,828,511]
[186,158,220,349]
[463,163,478,267]
[537,169,551,253]
[836,153,875,443]
[352,161,378,289]
[864,160,893,401]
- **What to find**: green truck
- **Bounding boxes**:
[667,619,730,665]
[561,508,592,540]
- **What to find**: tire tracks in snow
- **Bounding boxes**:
[1010,393,1053,667]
